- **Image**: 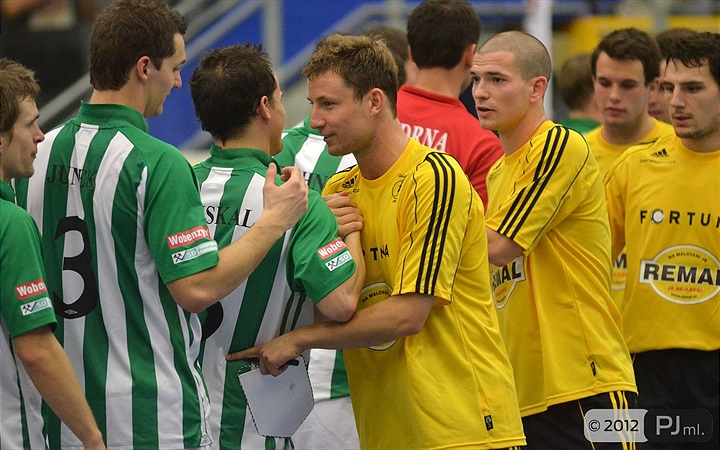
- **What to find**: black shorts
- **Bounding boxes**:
[633,348,719,450]
[521,391,639,449]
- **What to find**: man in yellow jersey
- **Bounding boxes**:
[605,32,719,450]
[586,28,675,307]
[472,31,637,448]
[230,33,525,450]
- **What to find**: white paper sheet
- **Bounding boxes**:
[237,357,314,437]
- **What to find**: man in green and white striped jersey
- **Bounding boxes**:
[15,1,309,449]
[1,57,105,450]
[189,44,364,449]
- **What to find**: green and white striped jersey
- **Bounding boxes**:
[15,103,219,449]
[193,146,355,449]
[277,118,356,403]
[277,117,356,194]
[1,181,56,450]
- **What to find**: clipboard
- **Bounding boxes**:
[237,357,314,438]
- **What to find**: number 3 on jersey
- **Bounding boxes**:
[53,216,100,318]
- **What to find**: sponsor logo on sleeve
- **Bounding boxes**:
[167,226,212,249]
[317,238,347,260]
[15,279,48,301]
[325,252,352,272]
[317,238,352,271]
[21,297,53,316]
[172,241,218,265]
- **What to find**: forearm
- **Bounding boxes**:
[15,328,105,449]
[168,215,288,312]
[299,295,431,352]
[229,293,434,376]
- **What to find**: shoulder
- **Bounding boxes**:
[1,199,32,223]
[411,143,472,189]
[614,133,676,168]
[324,166,359,195]
[530,124,589,159]
[1,200,39,239]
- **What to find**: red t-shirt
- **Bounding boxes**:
[397,84,503,208]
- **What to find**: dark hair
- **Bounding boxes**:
[361,26,409,85]
[0,58,40,135]
[556,53,594,111]
[655,28,697,58]
[90,0,187,90]
[665,32,720,88]
[591,28,661,86]
[407,0,481,69]
[190,44,276,144]
[302,34,399,115]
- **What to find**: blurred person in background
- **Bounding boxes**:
[398,0,503,208]
[556,52,602,134]
[0,0,100,107]
[586,27,675,308]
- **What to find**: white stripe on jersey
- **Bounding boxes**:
[294,134,326,174]
[0,331,46,449]
[307,349,337,401]
[93,130,134,447]
[26,126,61,229]
[338,154,356,171]
[199,167,233,238]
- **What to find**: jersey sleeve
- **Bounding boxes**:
[604,153,630,260]
[0,205,56,338]
[393,152,474,304]
[486,126,591,252]
[144,150,219,283]
[288,191,355,302]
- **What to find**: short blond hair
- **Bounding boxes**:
[302,34,399,115]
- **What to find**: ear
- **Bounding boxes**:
[463,43,477,69]
[648,77,660,92]
[136,57,151,81]
[257,96,271,120]
[529,76,548,105]
[407,44,415,64]
[367,88,384,116]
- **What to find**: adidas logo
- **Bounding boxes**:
[650,148,669,157]
[342,176,356,189]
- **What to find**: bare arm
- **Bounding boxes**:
[228,293,434,376]
[485,227,523,267]
[14,326,105,450]
[315,230,365,322]
[168,164,308,312]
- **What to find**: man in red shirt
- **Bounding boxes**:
[398,0,503,207]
